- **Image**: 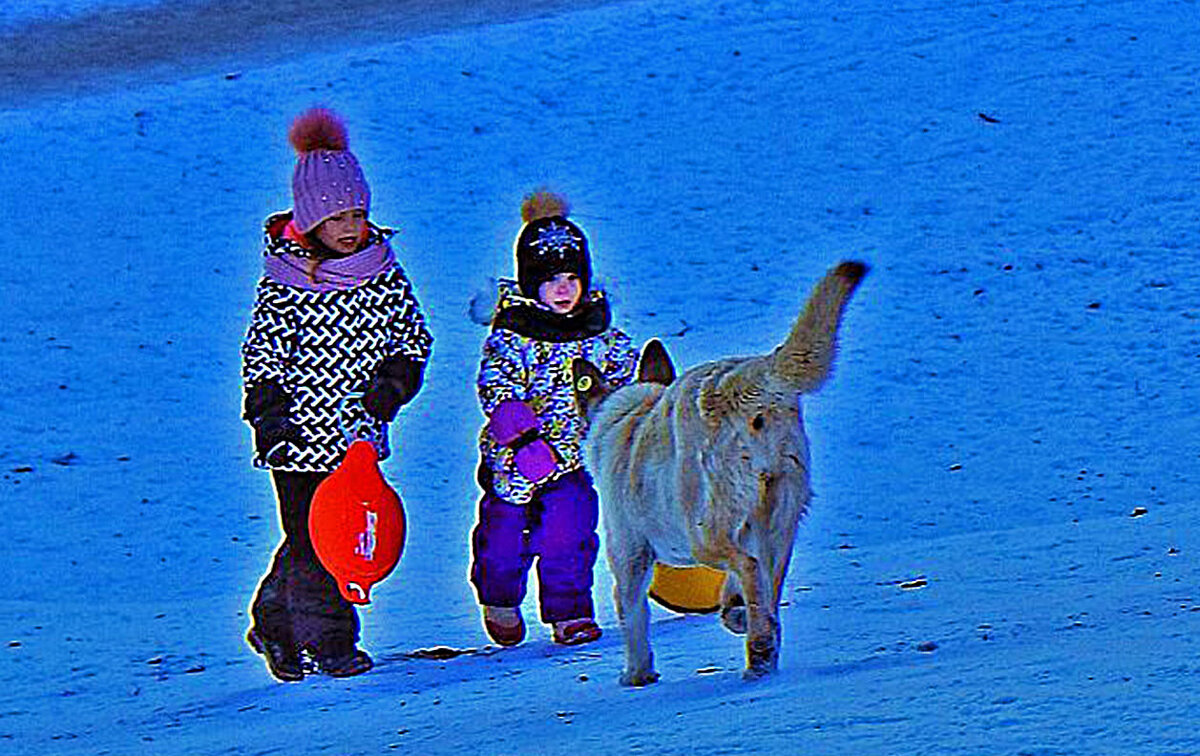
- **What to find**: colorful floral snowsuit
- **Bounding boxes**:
[470,281,637,623]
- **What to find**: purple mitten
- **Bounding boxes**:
[488,400,538,445]
[513,439,556,482]
[490,400,557,483]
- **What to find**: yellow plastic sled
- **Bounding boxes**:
[648,563,727,614]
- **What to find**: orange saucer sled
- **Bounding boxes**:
[648,563,727,614]
[308,440,406,604]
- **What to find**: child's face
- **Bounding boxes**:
[314,208,367,254]
[538,272,583,314]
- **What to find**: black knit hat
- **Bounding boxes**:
[515,191,591,300]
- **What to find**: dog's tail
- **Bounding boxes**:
[769,260,868,393]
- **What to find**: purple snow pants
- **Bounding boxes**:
[470,469,600,624]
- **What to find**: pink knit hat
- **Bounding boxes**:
[288,108,371,233]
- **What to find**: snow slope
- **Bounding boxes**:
[2,0,1198,753]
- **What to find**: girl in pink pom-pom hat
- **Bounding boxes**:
[240,107,432,681]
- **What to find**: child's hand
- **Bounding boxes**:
[490,400,557,482]
[361,356,426,422]
[513,436,556,482]
[361,383,401,422]
[254,416,304,465]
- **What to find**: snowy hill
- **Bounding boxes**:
[1,0,1198,753]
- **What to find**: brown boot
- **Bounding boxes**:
[552,618,602,646]
[483,605,526,646]
[316,642,374,678]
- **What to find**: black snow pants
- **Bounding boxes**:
[249,471,359,654]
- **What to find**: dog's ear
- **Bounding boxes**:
[637,339,676,386]
[572,358,610,421]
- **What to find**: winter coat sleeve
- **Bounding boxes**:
[241,280,305,464]
[390,268,433,364]
[596,329,638,390]
[241,279,297,424]
[477,330,529,419]
[361,269,433,422]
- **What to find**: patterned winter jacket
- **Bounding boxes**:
[242,213,433,473]
[477,279,637,505]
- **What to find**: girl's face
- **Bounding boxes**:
[538,272,583,314]
[313,208,367,254]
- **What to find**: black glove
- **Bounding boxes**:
[253,416,304,466]
[244,381,302,465]
[361,356,426,422]
[244,380,289,424]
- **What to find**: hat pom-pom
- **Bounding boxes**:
[521,190,570,223]
[288,107,349,153]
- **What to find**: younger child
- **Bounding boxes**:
[470,191,638,646]
[241,108,432,681]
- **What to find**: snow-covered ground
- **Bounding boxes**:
[2,0,1198,753]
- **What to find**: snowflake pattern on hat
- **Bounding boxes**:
[515,215,591,299]
[530,220,584,260]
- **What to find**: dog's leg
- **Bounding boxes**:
[755,473,805,674]
[729,553,779,679]
[764,534,794,655]
[719,573,747,635]
[610,539,659,686]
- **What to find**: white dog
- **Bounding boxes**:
[573,261,867,685]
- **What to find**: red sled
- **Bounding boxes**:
[308,440,406,604]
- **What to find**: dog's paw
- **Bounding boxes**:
[742,664,774,681]
[720,604,747,635]
[743,641,778,680]
[620,668,661,687]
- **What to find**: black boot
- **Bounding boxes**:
[247,627,305,682]
[316,641,374,678]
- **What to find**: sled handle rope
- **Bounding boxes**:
[338,391,386,448]
[262,438,290,464]
[260,392,385,463]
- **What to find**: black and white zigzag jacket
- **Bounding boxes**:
[241,214,433,473]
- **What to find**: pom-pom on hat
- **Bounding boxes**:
[288,107,371,233]
[515,190,591,300]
